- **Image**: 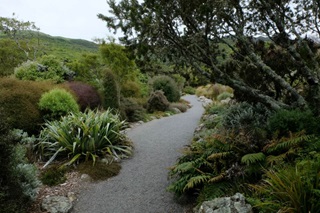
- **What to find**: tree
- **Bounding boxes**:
[0,15,40,60]
[99,0,320,112]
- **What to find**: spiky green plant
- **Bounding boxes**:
[250,161,320,213]
[38,109,132,167]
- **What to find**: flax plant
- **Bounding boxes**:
[39,109,132,168]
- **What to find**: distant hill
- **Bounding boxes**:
[0,31,99,60]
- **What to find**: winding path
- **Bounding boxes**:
[72,95,204,213]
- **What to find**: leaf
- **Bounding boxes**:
[241,152,266,165]
[183,175,211,191]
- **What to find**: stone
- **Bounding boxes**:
[80,174,92,182]
[171,107,182,114]
[41,196,73,213]
[195,193,253,213]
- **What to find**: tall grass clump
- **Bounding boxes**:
[38,109,132,167]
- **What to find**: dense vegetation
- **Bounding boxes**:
[2,0,320,211]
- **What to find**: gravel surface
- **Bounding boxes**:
[72,95,205,213]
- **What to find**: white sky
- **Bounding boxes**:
[0,0,118,41]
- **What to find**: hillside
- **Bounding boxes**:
[0,31,99,60]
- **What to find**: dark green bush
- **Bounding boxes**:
[0,78,53,133]
[64,81,102,111]
[121,97,146,122]
[38,88,80,120]
[151,75,180,102]
[102,70,120,110]
[147,90,170,112]
[267,109,318,137]
[183,86,196,95]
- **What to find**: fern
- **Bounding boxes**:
[265,131,313,154]
[241,152,266,165]
[183,174,211,191]
[207,152,230,160]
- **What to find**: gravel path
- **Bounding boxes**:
[72,95,204,213]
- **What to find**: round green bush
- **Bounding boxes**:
[0,78,53,133]
[38,88,80,120]
[151,75,180,102]
[121,81,141,98]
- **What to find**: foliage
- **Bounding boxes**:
[121,80,142,98]
[217,92,233,102]
[151,75,180,102]
[14,55,73,82]
[0,77,53,133]
[99,42,140,84]
[267,109,319,138]
[0,38,27,76]
[183,86,196,95]
[196,84,233,100]
[250,161,320,213]
[120,97,146,122]
[38,88,80,120]
[102,0,320,113]
[0,16,40,60]
[38,109,132,167]
[147,90,170,113]
[64,81,102,111]
[40,165,67,186]
[0,118,41,213]
[102,69,120,110]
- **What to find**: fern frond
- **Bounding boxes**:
[183,175,211,191]
[208,173,225,183]
[241,152,266,165]
[207,152,230,160]
[265,132,313,154]
[266,154,286,166]
[172,161,194,173]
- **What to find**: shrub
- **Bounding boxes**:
[147,90,170,112]
[102,70,120,110]
[196,84,233,100]
[64,81,102,111]
[121,81,141,98]
[0,78,53,133]
[267,109,318,137]
[0,119,41,212]
[183,86,196,95]
[169,102,189,113]
[38,88,80,120]
[151,75,180,102]
[38,109,132,167]
[217,91,233,101]
[121,97,146,122]
[14,55,72,83]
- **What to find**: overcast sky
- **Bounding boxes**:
[0,0,118,41]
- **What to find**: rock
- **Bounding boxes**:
[197,96,213,107]
[195,193,253,213]
[41,196,73,213]
[80,174,92,182]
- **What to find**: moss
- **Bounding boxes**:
[76,161,121,181]
[40,165,68,186]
